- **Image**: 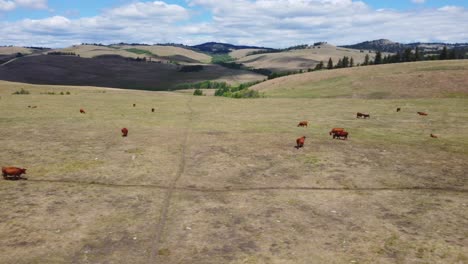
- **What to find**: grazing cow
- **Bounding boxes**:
[151,108,155,113]
[296,136,306,149]
[417,112,428,116]
[430,133,438,138]
[332,131,348,140]
[133,104,136,107]
[329,128,345,135]
[80,108,86,114]
[297,121,308,127]
[397,108,401,112]
[356,112,370,118]
[32,106,37,108]
[2,167,27,180]
[28,105,31,108]
[121,128,128,137]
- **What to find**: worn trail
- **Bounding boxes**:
[21,179,468,194]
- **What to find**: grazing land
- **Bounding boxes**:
[236,44,380,72]
[0,60,467,263]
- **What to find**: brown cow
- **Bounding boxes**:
[151,108,155,113]
[396,108,401,112]
[2,167,27,180]
[329,128,344,135]
[80,108,86,114]
[121,128,128,137]
[297,121,308,127]
[332,131,348,140]
[417,112,428,116]
[430,133,438,138]
[133,104,136,107]
[295,136,306,149]
[357,112,370,118]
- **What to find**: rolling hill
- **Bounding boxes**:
[251,60,468,98]
[54,44,212,63]
[235,43,380,72]
[0,55,265,90]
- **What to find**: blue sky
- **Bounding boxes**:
[1,0,467,47]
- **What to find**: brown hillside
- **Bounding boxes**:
[252,60,468,98]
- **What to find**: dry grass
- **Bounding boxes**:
[117,45,212,63]
[237,44,384,72]
[252,60,468,99]
[54,45,140,59]
[0,47,34,55]
[229,49,266,59]
[0,66,467,263]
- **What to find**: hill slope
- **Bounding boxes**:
[0,55,265,90]
[251,60,468,98]
[236,44,378,72]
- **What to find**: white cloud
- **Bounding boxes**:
[411,0,425,4]
[0,0,467,48]
[0,0,16,11]
[0,0,46,11]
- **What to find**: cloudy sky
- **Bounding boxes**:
[0,0,467,48]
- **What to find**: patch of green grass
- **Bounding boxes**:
[125,48,155,56]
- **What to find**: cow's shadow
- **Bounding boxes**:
[3,176,28,181]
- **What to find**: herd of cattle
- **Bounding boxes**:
[294,107,434,149]
[3,106,434,180]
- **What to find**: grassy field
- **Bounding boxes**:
[0,59,467,264]
[252,60,468,99]
[236,44,383,72]
[0,47,35,55]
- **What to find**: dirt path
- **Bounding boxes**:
[148,97,194,263]
[25,179,468,193]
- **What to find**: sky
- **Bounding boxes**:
[0,0,467,48]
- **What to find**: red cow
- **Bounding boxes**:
[297,121,308,127]
[357,112,370,118]
[121,128,128,137]
[329,128,344,136]
[80,108,86,114]
[332,131,348,140]
[417,112,428,116]
[296,136,306,149]
[430,133,438,138]
[2,167,27,180]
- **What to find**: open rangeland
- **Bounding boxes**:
[0,60,467,264]
[236,44,383,72]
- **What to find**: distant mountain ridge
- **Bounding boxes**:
[340,39,468,53]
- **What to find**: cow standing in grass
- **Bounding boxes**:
[332,131,348,140]
[2,167,27,180]
[417,112,428,116]
[296,136,306,149]
[297,121,308,127]
[121,128,128,137]
[329,128,344,136]
[357,112,370,118]
[80,108,86,114]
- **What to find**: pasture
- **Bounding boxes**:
[236,44,381,73]
[0,61,467,264]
